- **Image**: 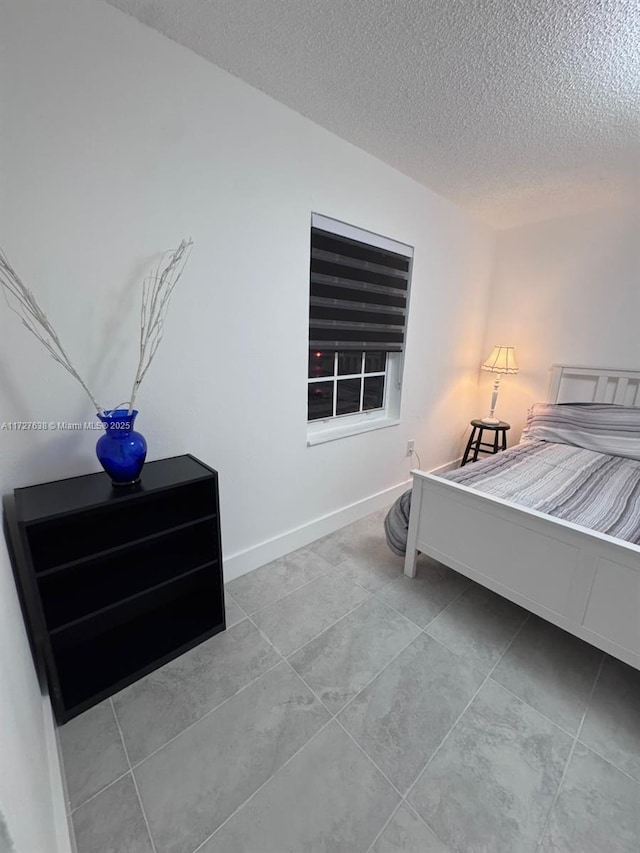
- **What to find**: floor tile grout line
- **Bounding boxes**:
[414,591,530,680]
[224,587,248,616]
[364,582,441,628]
[534,741,576,853]
[225,523,400,619]
[109,697,158,853]
[130,771,159,853]
[243,606,411,737]
[111,596,336,853]
[237,561,640,785]
[363,800,403,853]
[334,717,405,798]
[241,605,336,718]
[69,526,636,853]
[249,599,423,800]
[365,570,473,632]
[571,651,606,749]
[68,767,132,815]
[399,798,452,850]
[283,596,387,661]
[188,716,337,853]
[391,617,537,844]
[284,588,423,662]
[188,655,416,853]
[418,578,474,630]
[373,572,472,631]
[229,546,418,664]
[403,613,532,806]
[348,583,435,638]
[281,658,336,717]
[535,652,607,851]
[84,518,628,844]
[580,650,607,725]
[225,532,371,616]
[226,598,403,815]
[248,594,369,663]
[282,609,419,725]
[279,632,445,803]
[572,741,640,785]
[105,658,286,783]
[234,564,515,835]
[262,588,375,660]
[279,583,421,718]
[279,612,427,798]
[69,696,135,812]
[413,629,490,680]
[333,627,422,719]
[228,558,341,618]
[425,629,625,776]
[484,677,578,741]
[422,586,527,642]
[346,561,406,597]
[223,595,248,627]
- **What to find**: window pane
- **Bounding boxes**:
[363,376,384,410]
[364,351,386,373]
[336,378,361,415]
[337,352,363,376]
[308,350,334,379]
[308,382,334,420]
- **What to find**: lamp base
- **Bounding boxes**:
[481,416,500,425]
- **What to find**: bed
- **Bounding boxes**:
[400,365,640,670]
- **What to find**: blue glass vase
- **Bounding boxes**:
[96,408,147,486]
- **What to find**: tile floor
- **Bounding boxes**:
[59,509,640,853]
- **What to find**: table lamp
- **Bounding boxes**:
[481,346,519,424]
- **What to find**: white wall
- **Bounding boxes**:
[0,539,69,853]
[0,0,495,569]
[481,206,640,437]
[0,0,494,848]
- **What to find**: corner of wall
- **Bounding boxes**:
[0,530,71,853]
[43,697,74,853]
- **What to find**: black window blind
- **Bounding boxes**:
[309,227,411,353]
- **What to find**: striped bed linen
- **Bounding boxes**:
[384,440,640,556]
[444,440,640,545]
[520,403,640,461]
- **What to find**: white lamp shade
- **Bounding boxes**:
[481,345,519,374]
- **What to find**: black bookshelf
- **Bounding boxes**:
[5,454,225,723]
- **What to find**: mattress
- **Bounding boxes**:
[384,440,640,555]
[444,440,640,545]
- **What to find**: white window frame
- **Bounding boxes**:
[308,351,386,415]
[307,214,412,446]
[307,349,404,445]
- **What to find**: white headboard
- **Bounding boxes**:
[548,365,640,406]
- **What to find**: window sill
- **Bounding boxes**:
[307,416,400,446]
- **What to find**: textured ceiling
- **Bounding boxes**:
[104,0,640,227]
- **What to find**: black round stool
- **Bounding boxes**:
[461,420,510,466]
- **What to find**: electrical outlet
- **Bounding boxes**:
[406,439,415,457]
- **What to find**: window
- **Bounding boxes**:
[307,214,413,444]
[308,351,388,420]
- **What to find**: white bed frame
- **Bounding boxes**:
[404,365,640,669]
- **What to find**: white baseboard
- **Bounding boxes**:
[223,457,461,583]
[223,478,411,583]
[43,696,73,853]
[427,457,462,475]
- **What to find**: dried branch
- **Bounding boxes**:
[0,248,104,413]
[128,239,193,413]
